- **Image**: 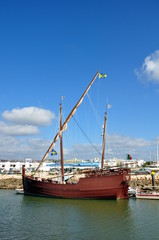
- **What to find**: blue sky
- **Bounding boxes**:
[0,0,159,161]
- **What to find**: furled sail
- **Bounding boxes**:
[34,70,99,173]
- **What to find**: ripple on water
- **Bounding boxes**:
[1,191,159,240]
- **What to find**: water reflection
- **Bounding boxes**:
[1,191,159,240]
[22,195,132,240]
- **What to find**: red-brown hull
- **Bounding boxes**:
[22,169,130,199]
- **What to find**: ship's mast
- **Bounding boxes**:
[34,70,99,174]
[157,143,158,164]
[60,102,64,182]
[101,111,107,169]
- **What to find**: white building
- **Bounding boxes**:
[104,158,145,168]
[0,159,39,173]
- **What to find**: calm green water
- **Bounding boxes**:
[0,190,159,240]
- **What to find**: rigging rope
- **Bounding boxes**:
[72,116,101,156]
[86,93,102,130]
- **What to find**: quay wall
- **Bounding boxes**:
[0,175,23,189]
[130,174,159,189]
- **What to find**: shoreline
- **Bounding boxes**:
[1,173,159,190]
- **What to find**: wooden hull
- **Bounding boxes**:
[22,169,130,200]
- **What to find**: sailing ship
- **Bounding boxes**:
[22,71,130,199]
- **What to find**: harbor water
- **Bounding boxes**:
[0,190,159,240]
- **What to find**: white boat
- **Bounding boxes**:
[128,187,136,197]
[136,189,159,200]
[15,188,24,194]
[147,165,159,172]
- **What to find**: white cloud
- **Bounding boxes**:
[62,134,157,161]
[0,131,158,161]
[0,121,39,136]
[135,50,159,84]
[0,107,158,161]
[107,134,151,149]
[106,134,157,160]
[3,107,55,126]
[0,106,56,137]
[0,106,57,159]
[0,135,51,160]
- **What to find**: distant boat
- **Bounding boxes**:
[22,71,130,200]
[128,187,136,197]
[136,190,159,200]
[147,165,159,172]
[15,188,24,194]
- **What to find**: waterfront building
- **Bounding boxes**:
[0,158,145,173]
[0,158,100,173]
